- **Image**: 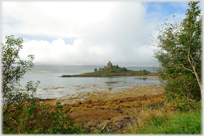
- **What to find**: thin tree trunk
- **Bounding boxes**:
[187,53,202,99]
[192,65,202,99]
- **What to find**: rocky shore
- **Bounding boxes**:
[34,84,165,133]
[36,92,165,133]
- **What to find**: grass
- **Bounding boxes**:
[122,106,201,134]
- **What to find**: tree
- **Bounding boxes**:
[154,2,202,100]
[94,68,97,72]
[122,67,127,72]
[143,69,150,75]
[2,35,40,104]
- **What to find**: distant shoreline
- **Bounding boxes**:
[61,74,158,77]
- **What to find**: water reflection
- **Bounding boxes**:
[108,87,113,91]
[105,81,119,86]
[135,77,148,81]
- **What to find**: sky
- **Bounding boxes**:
[1,0,197,67]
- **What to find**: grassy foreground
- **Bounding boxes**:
[3,93,201,134]
[121,107,201,134]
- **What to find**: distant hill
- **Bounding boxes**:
[28,65,160,73]
[126,66,160,72]
[28,65,103,73]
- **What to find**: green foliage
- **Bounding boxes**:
[3,100,88,134]
[154,2,202,101]
[2,35,40,104]
[44,103,81,134]
[164,96,201,112]
[94,68,97,72]
[83,66,151,76]
[143,69,150,75]
[111,70,117,73]
[121,67,127,72]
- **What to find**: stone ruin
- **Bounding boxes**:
[99,61,119,71]
[107,61,112,67]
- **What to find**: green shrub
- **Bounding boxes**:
[111,70,117,73]
[121,67,127,71]
[3,100,88,134]
[164,96,201,112]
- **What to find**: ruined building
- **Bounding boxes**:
[99,61,118,71]
[107,61,112,67]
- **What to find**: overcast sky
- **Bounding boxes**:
[2,1,191,66]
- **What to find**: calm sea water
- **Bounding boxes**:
[17,73,160,99]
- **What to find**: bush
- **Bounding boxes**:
[121,67,127,71]
[111,70,117,73]
[143,70,150,75]
[3,100,88,134]
[164,96,201,112]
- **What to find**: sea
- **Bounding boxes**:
[17,73,160,99]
